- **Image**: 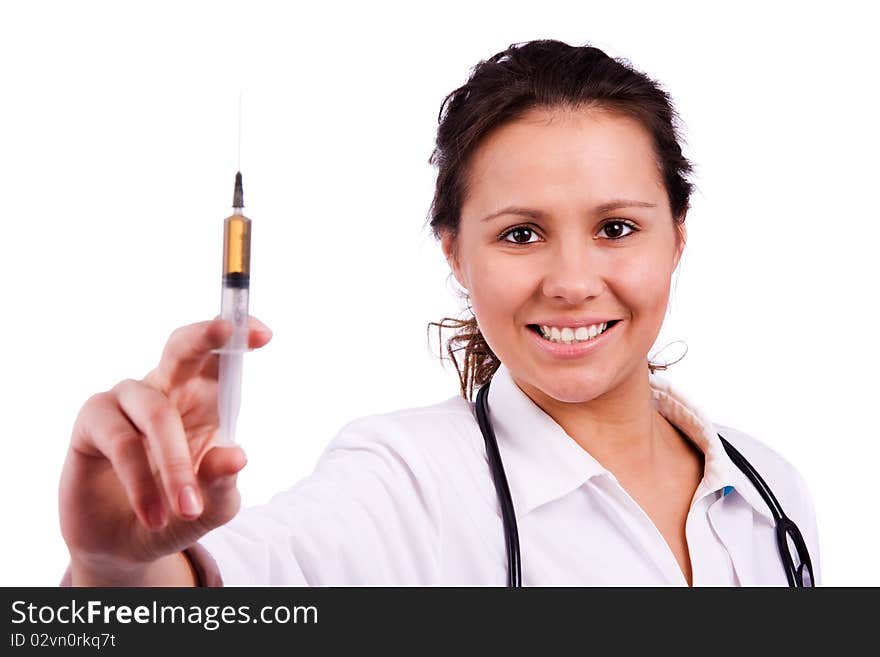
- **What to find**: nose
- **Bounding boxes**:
[541,240,605,304]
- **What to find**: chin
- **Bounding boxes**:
[528,369,615,404]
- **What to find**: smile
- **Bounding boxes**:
[525,320,622,359]
[527,320,620,344]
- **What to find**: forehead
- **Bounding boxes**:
[464,108,664,211]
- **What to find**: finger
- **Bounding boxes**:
[145,317,273,393]
[144,320,232,395]
[113,379,202,521]
[200,325,274,381]
[213,313,273,341]
[71,392,168,530]
[215,314,274,348]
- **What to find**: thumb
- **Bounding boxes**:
[199,445,248,482]
[192,446,247,531]
[134,446,247,561]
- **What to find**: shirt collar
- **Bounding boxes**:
[485,362,774,522]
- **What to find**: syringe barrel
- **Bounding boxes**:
[220,213,251,351]
[216,210,252,445]
[220,286,250,346]
[219,212,251,351]
[217,286,249,445]
[222,213,251,281]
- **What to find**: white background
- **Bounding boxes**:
[1,0,877,586]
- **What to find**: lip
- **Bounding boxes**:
[526,320,622,360]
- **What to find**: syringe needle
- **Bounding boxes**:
[233,170,243,210]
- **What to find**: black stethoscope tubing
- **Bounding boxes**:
[475,377,815,587]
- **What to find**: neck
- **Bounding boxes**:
[514,366,670,474]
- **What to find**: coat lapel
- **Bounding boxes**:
[707,493,762,586]
[707,491,786,586]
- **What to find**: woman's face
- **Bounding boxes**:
[442,107,685,404]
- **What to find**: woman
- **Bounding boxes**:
[59,39,820,586]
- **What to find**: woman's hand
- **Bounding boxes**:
[59,316,273,585]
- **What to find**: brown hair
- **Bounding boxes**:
[425,39,696,400]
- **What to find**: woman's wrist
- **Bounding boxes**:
[69,552,196,587]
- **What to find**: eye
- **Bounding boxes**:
[599,219,638,240]
[499,225,541,245]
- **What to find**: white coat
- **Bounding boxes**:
[190,362,821,586]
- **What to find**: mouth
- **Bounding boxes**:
[527,320,622,344]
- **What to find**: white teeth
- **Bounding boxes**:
[538,322,609,344]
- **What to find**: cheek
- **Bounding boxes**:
[468,260,529,319]
[611,255,673,321]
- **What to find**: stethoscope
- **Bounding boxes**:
[474,376,815,587]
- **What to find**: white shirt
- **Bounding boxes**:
[193,363,821,586]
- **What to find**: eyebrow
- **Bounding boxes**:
[480,199,658,222]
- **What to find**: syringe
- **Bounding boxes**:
[212,171,252,445]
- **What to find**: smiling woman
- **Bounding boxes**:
[440,109,685,405]
[60,38,820,589]
[427,46,692,402]
[421,39,817,586]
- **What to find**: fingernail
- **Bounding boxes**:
[178,485,203,517]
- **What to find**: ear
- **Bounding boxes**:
[441,230,468,290]
[673,214,687,270]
